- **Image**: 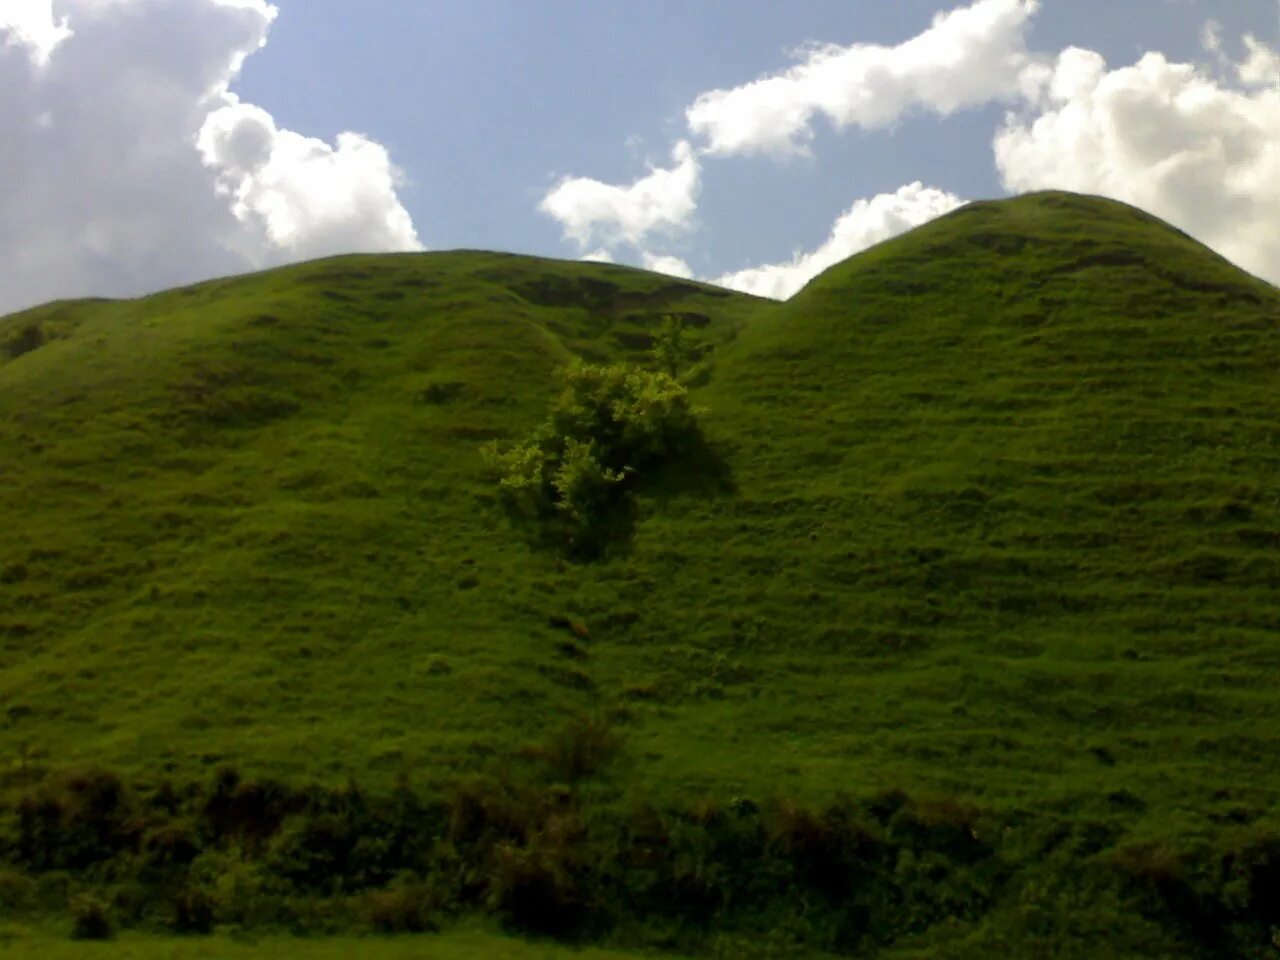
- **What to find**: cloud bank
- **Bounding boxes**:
[713,184,964,299]
[996,43,1280,284]
[539,141,700,250]
[198,102,419,262]
[0,0,421,315]
[686,0,1043,157]
[541,0,1280,297]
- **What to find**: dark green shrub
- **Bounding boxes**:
[0,762,1027,951]
[144,821,200,867]
[445,776,538,853]
[16,769,142,870]
[104,880,159,929]
[481,360,704,556]
[69,894,113,940]
[0,868,35,914]
[487,816,598,937]
[148,780,183,815]
[1111,842,1228,948]
[1222,836,1280,924]
[269,813,357,893]
[171,884,216,934]
[536,713,623,784]
[7,321,46,359]
[765,798,880,901]
[366,876,441,932]
[201,767,300,853]
[549,360,702,471]
[652,314,689,376]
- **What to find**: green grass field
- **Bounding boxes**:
[2,191,1280,956]
[0,925,695,959]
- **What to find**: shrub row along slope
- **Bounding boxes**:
[2,192,1280,955]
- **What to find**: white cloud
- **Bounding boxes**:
[0,0,71,66]
[198,102,420,261]
[580,248,615,264]
[1239,34,1280,86]
[686,0,1042,157]
[0,0,420,315]
[1200,20,1223,57]
[540,2,1280,303]
[536,1,1036,283]
[640,252,694,280]
[539,141,700,249]
[996,41,1280,284]
[713,183,964,300]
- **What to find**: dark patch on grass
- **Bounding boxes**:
[6,321,46,358]
[535,664,596,692]
[69,894,112,940]
[417,380,466,404]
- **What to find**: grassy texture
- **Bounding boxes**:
[0,252,763,788]
[3,192,1280,955]
[0,926,692,959]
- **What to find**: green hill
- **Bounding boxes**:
[2,192,1280,957]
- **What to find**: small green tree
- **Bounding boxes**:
[481,360,703,556]
[652,314,688,376]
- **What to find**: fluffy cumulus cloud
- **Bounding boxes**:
[539,0,1033,293]
[197,102,418,262]
[545,0,1280,297]
[0,0,420,315]
[540,141,700,250]
[0,0,71,65]
[640,252,695,280]
[686,0,1043,157]
[996,40,1280,283]
[714,183,964,299]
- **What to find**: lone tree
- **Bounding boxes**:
[652,314,689,377]
[481,360,704,557]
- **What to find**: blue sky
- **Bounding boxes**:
[1,0,1278,312]
[236,0,1278,272]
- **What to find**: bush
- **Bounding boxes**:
[481,360,704,556]
[7,321,46,359]
[653,314,690,376]
[69,894,113,940]
[0,867,36,913]
[144,821,200,867]
[171,884,216,934]
[16,769,142,870]
[367,876,440,932]
[539,713,623,784]
[487,821,598,937]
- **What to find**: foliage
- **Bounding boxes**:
[5,320,46,358]
[2,756,1277,955]
[519,713,624,784]
[482,360,704,555]
[652,314,689,376]
[366,874,441,933]
[16,770,141,870]
[69,893,112,940]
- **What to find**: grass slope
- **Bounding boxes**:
[671,191,1280,816]
[1,926,692,959]
[0,252,765,787]
[3,191,1280,955]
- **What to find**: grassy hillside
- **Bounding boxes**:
[3,192,1280,956]
[0,924,693,960]
[679,191,1280,812]
[0,252,766,787]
